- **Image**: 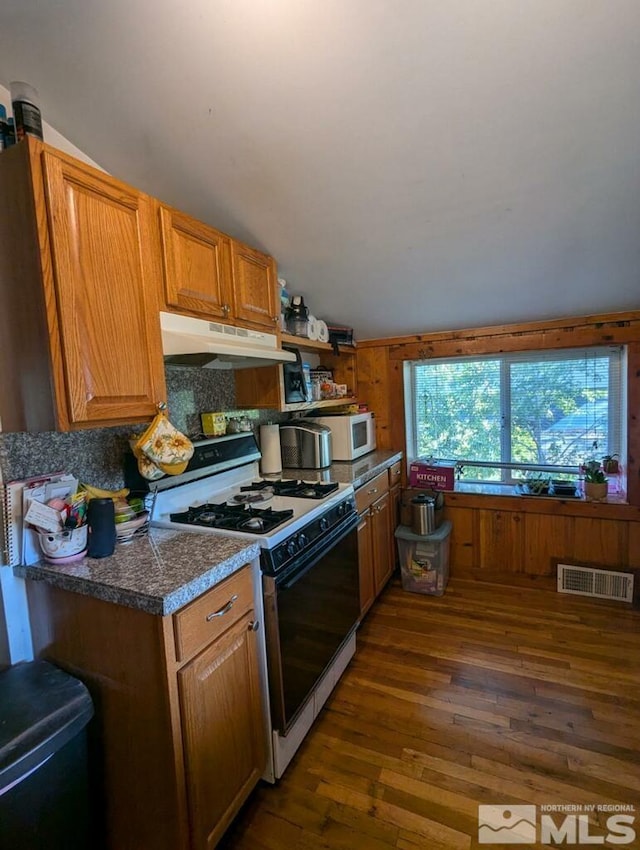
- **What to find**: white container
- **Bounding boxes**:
[394,522,451,596]
[259,423,282,474]
[38,525,88,559]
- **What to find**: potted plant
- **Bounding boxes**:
[581,460,608,501]
[524,472,551,495]
[602,453,620,474]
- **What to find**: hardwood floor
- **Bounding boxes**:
[219,574,640,849]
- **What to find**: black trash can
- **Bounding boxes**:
[0,659,94,850]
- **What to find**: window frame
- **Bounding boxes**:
[404,345,626,485]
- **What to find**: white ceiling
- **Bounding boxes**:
[1,1,639,340]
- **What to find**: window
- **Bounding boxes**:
[404,346,625,484]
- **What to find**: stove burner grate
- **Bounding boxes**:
[241,479,339,500]
[170,502,294,534]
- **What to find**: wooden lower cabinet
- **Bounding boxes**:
[357,510,376,616]
[27,564,267,850]
[356,471,394,617]
[372,492,392,594]
[389,483,401,568]
[179,610,266,850]
[442,496,638,577]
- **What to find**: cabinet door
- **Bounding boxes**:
[372,492,393,595]
[231,241,278,330]
[159,205,234,320]
[42,151,166,428]
[358,511,375,617]
[389,484,401,569]
[178,610,266,850]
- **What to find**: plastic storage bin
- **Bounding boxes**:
[395,521,452,596]
[0,660,94,850]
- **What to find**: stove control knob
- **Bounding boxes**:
[297,533,308,549]
[319,516,329,532]
[337,502,347,517]
[286,539,298,557]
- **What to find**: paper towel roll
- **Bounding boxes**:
[260,424,282,475]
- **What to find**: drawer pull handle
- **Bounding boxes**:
[206,594,238,621]
[368,487,378,495]
[248,620,260,632]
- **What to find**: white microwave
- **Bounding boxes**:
[307,412,376,461]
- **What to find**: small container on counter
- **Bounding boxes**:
[201,411,227,437]
[10,81,43,141]
[87,498,116,559]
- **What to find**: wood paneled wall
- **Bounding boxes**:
[358,311,640,578]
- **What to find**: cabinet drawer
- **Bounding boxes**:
[173,565,253,663]
[388,461,402,487]
[355,470,389,514]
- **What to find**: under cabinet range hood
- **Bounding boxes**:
[160,311,297,369]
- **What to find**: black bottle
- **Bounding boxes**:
[10,81,43,141]
[87,498,116,558]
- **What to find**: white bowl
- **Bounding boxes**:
[38,525,88,559]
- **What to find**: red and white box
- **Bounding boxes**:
[409,461,455,491]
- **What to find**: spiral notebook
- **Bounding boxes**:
[1,472,73,567]
[1,480,27,567]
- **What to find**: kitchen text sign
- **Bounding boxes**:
[409,462,455,491]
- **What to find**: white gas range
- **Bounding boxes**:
[133,432,361,781]
[150,449,356,571]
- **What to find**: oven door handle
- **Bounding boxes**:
[278,511,359,590]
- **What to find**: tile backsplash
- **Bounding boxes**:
[0,367,289,489]
[164,365,235,436]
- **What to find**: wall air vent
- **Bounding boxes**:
[557,563,634,603]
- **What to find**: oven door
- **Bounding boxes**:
[263,511,360,733]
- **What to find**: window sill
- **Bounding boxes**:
[431,484,640,520]
[451,481,628,504]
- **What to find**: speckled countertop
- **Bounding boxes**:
[279,450,403,490]
[15,529,260,616]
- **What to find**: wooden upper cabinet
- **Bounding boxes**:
[230,240,279,330]
[0,138,166,432]
[159,206,279,333]
[41,152,166,428]
[158,204,234,320]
